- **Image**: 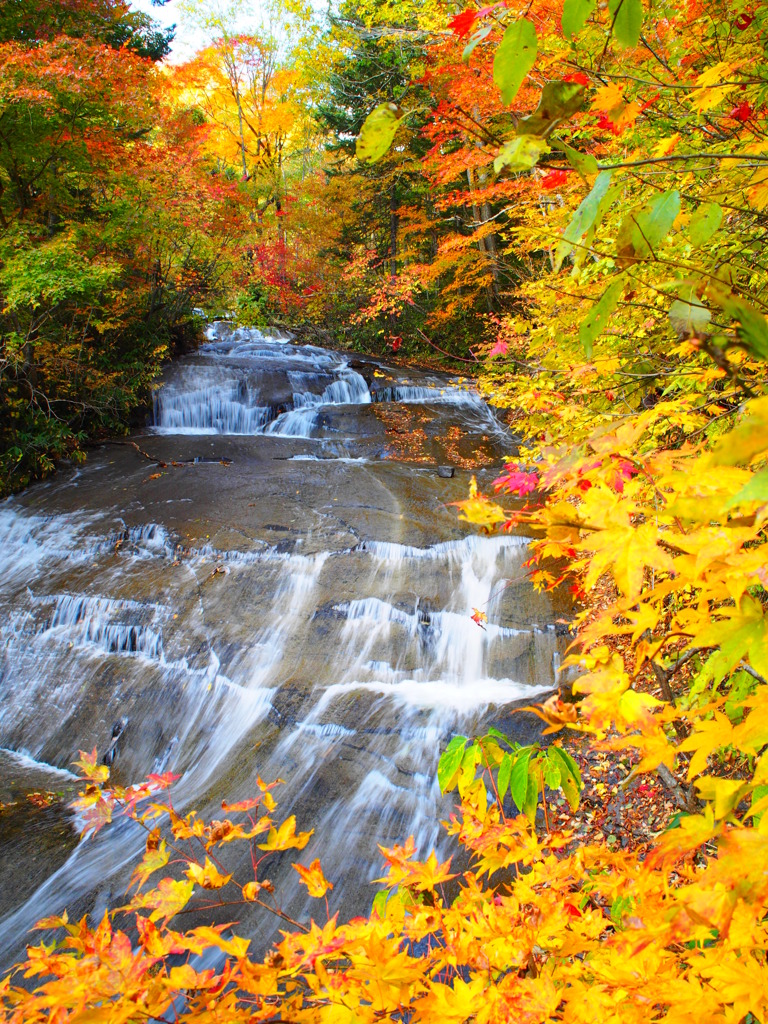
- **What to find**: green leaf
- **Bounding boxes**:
[724,468,768,509]
[608,0,643,48]
[517,82,586,137]
[485,726,514,747]
[693,596,768,684]
[493,19,537,106]
[542,751,562,790]
[497,751,513,803]
[669,284,711,336]
[463,24,492,61]
[523,770,540,823]
[562,0,597,38]
[509,747,532,812]
[548,745,582,810]
[438,735,467,792]
[686,203,723,247]
[718,296,768,361]
[610,894,634,926]
[551,138,599,180]
[554,170,613,271]
[356,103,403,164]
[751,784,768,825]
[579,277,624,358]
[494,135,550,174]
[617,189,680,262]
[371,889,389,917]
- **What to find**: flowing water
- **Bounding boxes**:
[0,323,569,966]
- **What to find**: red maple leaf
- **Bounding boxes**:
[595,114,624,136]
[734,11,755,29]
[494,465,539,496]
[563,72,590,86]
[728,100,753,122]
[541,169,571,191]
[448,9,478,38]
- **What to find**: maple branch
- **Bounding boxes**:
[639,34,672,74]
[655,763,696,812]
[739,662,768,687]
[695,338,757,399]
[595,153,768,171]
[415,328,478,363]
[649,661,687,739]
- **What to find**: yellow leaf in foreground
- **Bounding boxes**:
[679,711,734,779]
[133,877,194,923]
[580,522,674,601]
[258,815,313,852]
[293,858,333,898]
[185,857,232,890]
[694,776,748,819]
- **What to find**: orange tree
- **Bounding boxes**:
[0,1,245,494]
[3,0,768,1021]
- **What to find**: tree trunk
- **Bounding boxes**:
[389,188,398,281]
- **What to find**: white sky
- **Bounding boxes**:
[129,0,327,63]
[129,0,245,62]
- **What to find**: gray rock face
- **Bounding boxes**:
[0,324,568,964]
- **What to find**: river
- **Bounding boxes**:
[0,322,569,967]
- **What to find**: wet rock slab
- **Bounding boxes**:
[0,325,567,965]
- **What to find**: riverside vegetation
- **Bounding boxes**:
[2,0,768,1021]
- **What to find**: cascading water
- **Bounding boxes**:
[0,323,570,966]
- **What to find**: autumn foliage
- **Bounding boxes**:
[3,0,768,1020]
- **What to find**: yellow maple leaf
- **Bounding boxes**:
[589,82,625,113]
[408,851,457,891]
[133,877,194,923]
[679,711,734,779]
[694,776,748,819]
[258,814,313,852]
[451,475,506,528]
[72,748,110,783]
[732,697,768,756]
[168,964,200,990]
[580,521,674,601]
[748,168,768,211]
[293,858,333,898]
[129,840,169,893]
[185,856,232,890]
[653,133,681,157]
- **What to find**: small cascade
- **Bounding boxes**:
[153,380,273,434]
[152,327,371,437]
[38,594,165,660]
[371,382,478,405]
[101,524,178,559]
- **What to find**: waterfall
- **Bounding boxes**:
[0,323,567,966]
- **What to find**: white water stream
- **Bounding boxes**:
[0,324,567,963]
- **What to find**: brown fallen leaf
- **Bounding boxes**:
[517,692,579,733]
